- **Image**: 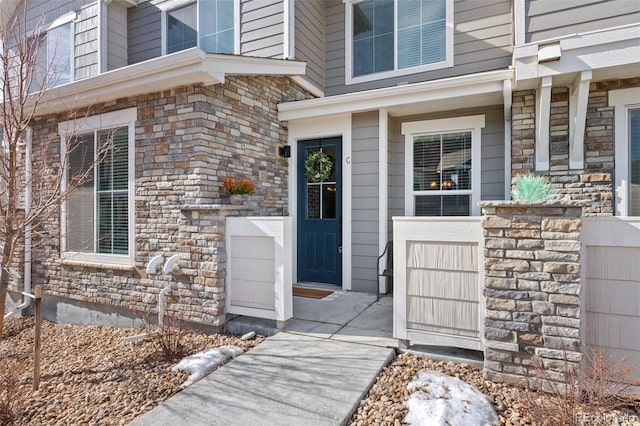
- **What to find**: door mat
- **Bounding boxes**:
[292,287,333,299]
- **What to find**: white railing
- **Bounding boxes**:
[393,217,484,351]
[582,217,640,379]
[225,217,293,324]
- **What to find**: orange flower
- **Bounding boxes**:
[222,177,255,195]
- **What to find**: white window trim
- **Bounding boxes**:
[344,0,454,86]
[160,0,239,56]
[611,87,640,217]
[59,107,137,266]
[402,115,484,216]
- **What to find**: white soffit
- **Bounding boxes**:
[33,49,306,117]
[278,69,513,121]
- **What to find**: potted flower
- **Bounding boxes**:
[222,177,255,205]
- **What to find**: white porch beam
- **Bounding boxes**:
[569,70,592,169]
[536,76,553,171]
[503,79,512,198]
[378,109,389,294]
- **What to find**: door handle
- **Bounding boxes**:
[338,246,343,254]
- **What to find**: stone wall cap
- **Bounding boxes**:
[177,204,253,211]
[479,199,589,208]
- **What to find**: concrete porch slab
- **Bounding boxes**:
[292,291,376,325]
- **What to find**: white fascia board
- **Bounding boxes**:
[32,49,306,117]
[514,23,640,83]
[278,69,513,121]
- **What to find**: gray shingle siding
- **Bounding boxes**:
[525,0,640,43]
[127,1,161,65]
[240,0,285,58]
[294,0,325,90]
[351,111,380,293]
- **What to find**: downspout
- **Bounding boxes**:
[4,127,32,319]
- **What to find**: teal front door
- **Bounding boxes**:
[297,138,342,285]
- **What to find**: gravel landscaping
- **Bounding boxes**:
[350,352,640,426]
[349,353,532,426]
[3,317,639,425]
[0,317,264,425]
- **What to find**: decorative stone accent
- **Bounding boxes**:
[480,200,583,389]
[511,78,640,216]
[24,75,313,329]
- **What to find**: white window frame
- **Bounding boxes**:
[345,0,454,85]
[611,87,640,217]
[160,0,240,56]
[402,115,484,216]
[59,107,137,266]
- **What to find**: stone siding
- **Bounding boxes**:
[22,76,312,329]
[511,77,640,216]
[481,201,583,389]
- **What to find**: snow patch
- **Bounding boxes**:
[404,370,499,426]
[172,346,243,388]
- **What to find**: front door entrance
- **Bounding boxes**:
[297,138,342,285]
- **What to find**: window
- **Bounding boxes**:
[167,3,197,54]
[402,115,484,216]
[347,0,453,84]
[163,0,236,55]
[32,20,74,90]
[199,0,235,54]
[47,22,73,86]
[611,88,640,216]
[631,109,640,216]
[59,108,136,265]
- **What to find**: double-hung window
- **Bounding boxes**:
[346,0,453,84]
[59,108,136,265]
[163,0,236,55]
[402,116,484,216]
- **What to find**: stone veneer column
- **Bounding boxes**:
[480,200,583,388]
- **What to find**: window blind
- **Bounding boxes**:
[97,127,129,254]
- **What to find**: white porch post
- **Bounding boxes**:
[569,70,591,169]
[536,76,553,171]
[378,108,389,294]
[503,79,512,198]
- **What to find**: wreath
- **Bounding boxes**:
[304,150,333,183]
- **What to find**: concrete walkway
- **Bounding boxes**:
[131,331,395,426]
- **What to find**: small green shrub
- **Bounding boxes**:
[511,174,557,201]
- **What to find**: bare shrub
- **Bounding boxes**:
[0,361,26,425]
[138,295,189,361]
[523,348,640,426]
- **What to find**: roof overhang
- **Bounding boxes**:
[32,48,306,116]
[513,23,640,89]
[278,69,513,122]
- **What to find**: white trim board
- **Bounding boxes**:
[33,49,306,117]
[278,69,512,121]
[286,114,352,291]
[610,87,640,217]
